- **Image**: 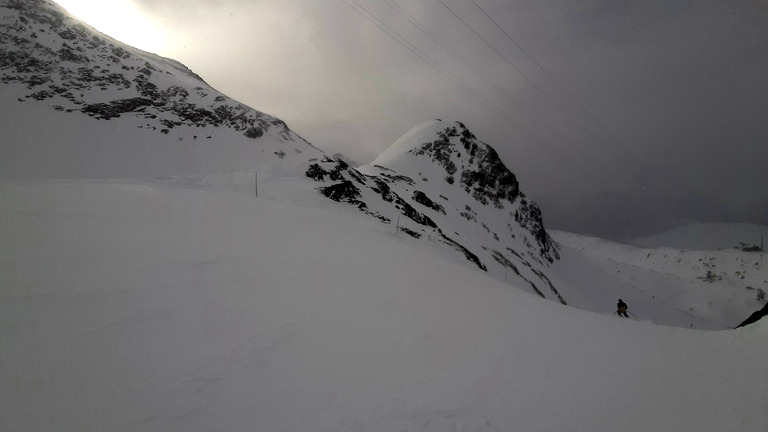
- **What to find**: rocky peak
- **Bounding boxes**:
[307,121,563,304]
[370,120,556,263]
[409,121,520,208]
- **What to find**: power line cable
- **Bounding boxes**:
[465,0,671,217]
[342,0,513,123]
[470,0,653,180]
[436,0,649,185]
[343,0,670,230]
[435,0,670,217]
[382,0,634,186]
[341,0,613,190]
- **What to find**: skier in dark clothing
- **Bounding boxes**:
[617,299,629,318]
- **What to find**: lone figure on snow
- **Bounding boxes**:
[617,299,629,318]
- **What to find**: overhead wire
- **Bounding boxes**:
[469,0,653,180]
[343,0,677,228]
[341,0,614,190]
[342,0,524,131]
[381,0,638,188]
[381,0,620,177]
[435,0,651,188]
[434,0,669,216]
[465,0,671,216]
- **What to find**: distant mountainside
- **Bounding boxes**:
[1,0,561,301]
[551,230,767,329]
[631,222,768,251]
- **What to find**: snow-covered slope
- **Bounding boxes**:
[0,0,324,179]
[2,179,767,432]
[550,230,767,329]
[305,120,563,302]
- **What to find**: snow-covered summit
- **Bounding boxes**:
[307,120,563,302]
[0,0,324,179]
[369,119,521,210]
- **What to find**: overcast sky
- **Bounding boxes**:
[53,0,768,237]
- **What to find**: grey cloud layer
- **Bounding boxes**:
[124,0,768,236]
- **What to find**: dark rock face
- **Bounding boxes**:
[319,180,365,208]
[305,159,349,182]
[398,227,421,239]
[412,190,446,215]
[438,233,487,271]
[409,122,557,264]
[413,122,520,209]
[397,200,437,229]
[735,303,768,328]
[305,121,562,299]
[81,97,156,119]
[305,164,328,182]
[514,198,559,263]
[306,158,487,271]
[0,0,297,142]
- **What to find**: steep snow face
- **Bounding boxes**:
[0,0,324,179]
[306,120,563,302]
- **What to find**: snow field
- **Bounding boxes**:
[2,180,767,431]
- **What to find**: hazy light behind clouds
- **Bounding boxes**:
[57,0,768,237]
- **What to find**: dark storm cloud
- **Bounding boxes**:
[125,0,768,236]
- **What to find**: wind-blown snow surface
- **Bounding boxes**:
[2,180,767,431]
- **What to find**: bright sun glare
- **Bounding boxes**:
[52,0,166,53]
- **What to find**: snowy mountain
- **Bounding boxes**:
[1,0,325,180]
[305,120,564,303]
[1,0,562,301]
